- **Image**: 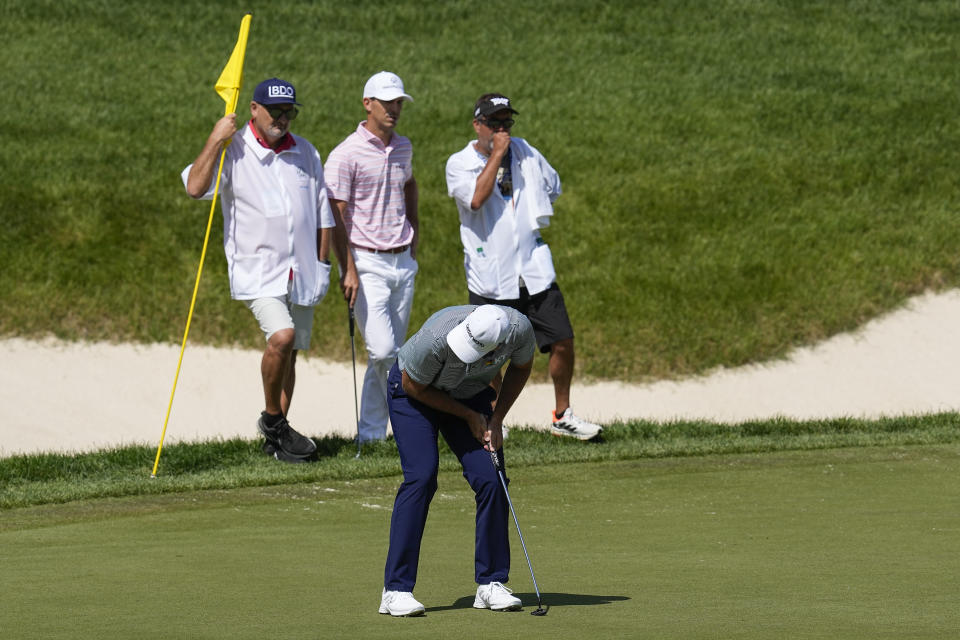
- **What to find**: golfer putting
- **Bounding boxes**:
[380,305,536,616]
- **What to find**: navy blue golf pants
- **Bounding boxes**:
[383,363,511,591]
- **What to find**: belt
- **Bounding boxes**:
[352,244,409,254]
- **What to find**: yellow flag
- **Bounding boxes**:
[214,14,252,115]
[152,14,253,478]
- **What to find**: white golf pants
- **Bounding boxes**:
[353,248,418,442]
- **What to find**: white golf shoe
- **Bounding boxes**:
[473,582,522,611]
[550,407,603,440]
[379,588,425,617]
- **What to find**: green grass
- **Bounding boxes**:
[3,414,959,509]
[3,0,960,381]
[3,446,959,639]
[4,3,958,635]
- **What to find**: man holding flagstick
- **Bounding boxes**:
[182,77,335,462]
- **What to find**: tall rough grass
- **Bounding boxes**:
[2,1,960,381]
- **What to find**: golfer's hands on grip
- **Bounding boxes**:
[486,419,504,452]
[467,411,502,452]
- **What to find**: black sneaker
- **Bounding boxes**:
[261,437,316,463]
[257,413,317,457]
[261,439,278,456]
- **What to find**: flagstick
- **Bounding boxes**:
[151,14,252,477]
[151,157,226,477]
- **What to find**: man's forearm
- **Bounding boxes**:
[186,114,237,198]
[471,159,500,210]
[490,361,532,425]
[185,140,220,198]
[403,373,474,422]
[330,199,356,273]
[404,178,420,253]
[318,228,331,262]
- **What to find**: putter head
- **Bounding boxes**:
[531,605,548,616]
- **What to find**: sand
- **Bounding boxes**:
[4,289,960,457]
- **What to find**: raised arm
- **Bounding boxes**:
[185,113,238,198]
[470,132,510,210]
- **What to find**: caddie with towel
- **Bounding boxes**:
[445,93,603,441]
[182,77,335,462]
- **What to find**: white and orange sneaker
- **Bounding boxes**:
[550,408,602,440]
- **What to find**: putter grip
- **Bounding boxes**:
[489,450,504,472]
[348,308,355,336]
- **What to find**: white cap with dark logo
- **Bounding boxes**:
[363,71,413,102]
[446,305,510,363]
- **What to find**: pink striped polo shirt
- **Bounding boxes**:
[324,122,415,250]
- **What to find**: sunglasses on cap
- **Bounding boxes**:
[259,104,299,121]
[482,117,514,130]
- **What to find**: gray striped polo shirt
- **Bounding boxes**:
[397,305,536,399]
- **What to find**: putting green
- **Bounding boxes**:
[2,445,957,639]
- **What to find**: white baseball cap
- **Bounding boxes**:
[446,306,510,364]
[363,71,413,102]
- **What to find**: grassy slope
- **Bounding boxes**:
[2,1,960,382]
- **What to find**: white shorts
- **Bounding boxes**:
[243,296,314,351]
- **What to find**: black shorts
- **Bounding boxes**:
[469,282,574,354]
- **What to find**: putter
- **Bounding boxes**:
[349,307,361,458]
[489,449,548,616]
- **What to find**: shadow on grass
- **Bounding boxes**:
[426,592,630,612]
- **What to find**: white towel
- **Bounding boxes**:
[510,138,561,233]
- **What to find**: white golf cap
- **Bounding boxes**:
[363,71,413,102]
[446,305,510,364]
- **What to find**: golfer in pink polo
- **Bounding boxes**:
[327,71,419,443]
